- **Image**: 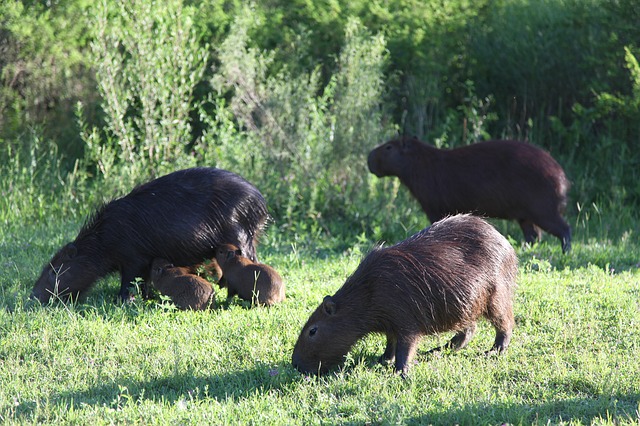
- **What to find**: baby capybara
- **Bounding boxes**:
[292,214,517,376]
[150,258,215,310]
[32,168,268,303]
[215,243,285,306]
[367,136,571,253]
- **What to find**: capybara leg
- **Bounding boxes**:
[394,336,420,377]
[488,330,512,354]
[218,275,227,288]
[535,215,572,254]
[118,273,137,302]
[518,219,541,245]
[380,334,397,365]
[227,286,237,299]
[445,323,477,350]
[486,299,514,354]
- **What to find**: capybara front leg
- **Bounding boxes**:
[537,215,572,254]
[118,274,136,302]
[394,336,419,377]
[380,334,397,365]
[518,219,541,245]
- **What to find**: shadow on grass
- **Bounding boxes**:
[10,354,640,424]
[13,362,298,421]
[402,393,640,425]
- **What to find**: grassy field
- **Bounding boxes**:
[1,215,639,425]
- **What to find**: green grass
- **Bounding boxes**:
[1,216,639,425]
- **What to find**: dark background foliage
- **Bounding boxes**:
[1,0,639,245]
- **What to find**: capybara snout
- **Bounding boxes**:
[215,243,285,306]
[292,214,517,376]
[368,137,571,253]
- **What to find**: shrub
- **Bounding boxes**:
[81,0,208,188]
[206,11,404,240]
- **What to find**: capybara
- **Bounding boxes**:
[215,243,285,306]
[367,136,571,253]
[291,214,517,376]
[32,168,268,303]
[150,258,215,310]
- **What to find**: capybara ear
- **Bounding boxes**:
[64,243,78,258]
[322,295,336,315]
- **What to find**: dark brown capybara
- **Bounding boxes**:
[215,243,285,306]
[150,258,215,310]
[291,214,517,376]
[367,136,571,253]
[31,168,269,303]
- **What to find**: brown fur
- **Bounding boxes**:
[150,258,215,310]
[367,137,571,253]
[215,244,285,306]
[291,214,517,376]
[188,258,223,282]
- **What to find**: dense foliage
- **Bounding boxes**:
[2,0,640,243]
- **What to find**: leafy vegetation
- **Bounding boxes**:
[1,0,640,423]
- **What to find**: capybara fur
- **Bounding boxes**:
[367,136,571,253]
[150,258,215,310]
[291,214,517,376]
[189,258,223,283]
[215,243,285,306]
[32,168,268,303]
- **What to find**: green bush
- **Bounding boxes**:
[0,0,94,162]
[81,0,208,188]
[205,11,411,241]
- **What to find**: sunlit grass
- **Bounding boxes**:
[1,211,639,424]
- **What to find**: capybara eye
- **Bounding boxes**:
[385,144,392,150]
[308,326,318,337]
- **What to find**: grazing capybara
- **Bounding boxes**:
[291,214,517,376]
[367,136,572,253]
[31,168,268,303]
[215,243,285,306]
[150,258,215,310]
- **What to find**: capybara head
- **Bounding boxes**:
[215,243,242,267]
[32,243,101,303]
[292,295,362,375]
[367,137,417,178]
[150,258,174,283]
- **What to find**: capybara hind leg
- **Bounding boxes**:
[486,301,514,354]
[487,330,512,354]
[518,219,541,245]
[394,336,420,377]
[380,334,397,365]
[446,323,477,350]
